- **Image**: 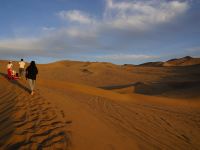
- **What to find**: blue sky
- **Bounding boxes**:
[0,0,200,64]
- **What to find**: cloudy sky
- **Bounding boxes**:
[0,0,200,64]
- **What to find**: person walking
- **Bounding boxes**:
[26,61,38,95]
[19,59,26,78]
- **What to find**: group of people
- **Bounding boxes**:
[7,59,38,96]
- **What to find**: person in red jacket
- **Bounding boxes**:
[7,61,19,80]
[26,61,38,95]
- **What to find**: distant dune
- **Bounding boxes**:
[139,56,200,67]
[138,61,164,67]
[163,56,200,66]
[0,57,200,149]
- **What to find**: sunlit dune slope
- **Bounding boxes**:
[37,60,200,99]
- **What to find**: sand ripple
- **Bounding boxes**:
[0,79,71,150]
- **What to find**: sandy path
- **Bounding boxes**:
[0,77,71,150]
[38,79,200,150]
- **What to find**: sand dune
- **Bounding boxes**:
[0,59,200,149]
[37,60,200,99]
[163,56,200,66]
[139,56,200,67]
[38,79,200,149]
[0,76,71,149]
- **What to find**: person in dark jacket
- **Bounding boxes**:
[26,61,38,95]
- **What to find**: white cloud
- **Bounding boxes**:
[103,0,189,30]
[0,27,99,55]
[58,10,96,24]
[95,54,158,61]
[0,38,41,51]
[57,0,189,31]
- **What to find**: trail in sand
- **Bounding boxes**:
[39,79,200,150]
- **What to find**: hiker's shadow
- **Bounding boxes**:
[0,72,30,93]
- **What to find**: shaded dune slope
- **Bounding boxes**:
[0,75,71,150]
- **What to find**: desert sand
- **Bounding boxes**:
[0,57,200,150]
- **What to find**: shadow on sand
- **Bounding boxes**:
[0,72,30,93]
[0,73,18,147]
[99,82,142,90]
[100,65,200,99]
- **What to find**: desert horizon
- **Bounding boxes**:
[0,56,200,149]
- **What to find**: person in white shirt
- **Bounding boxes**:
[19,59,26,77]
